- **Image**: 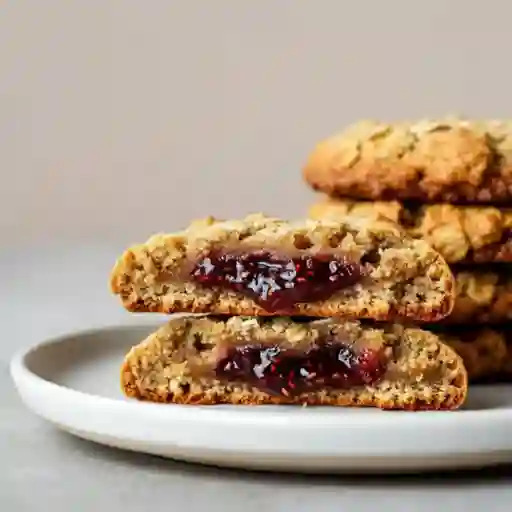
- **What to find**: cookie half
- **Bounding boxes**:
[303,117,512,203]
[110,213,454,322]
[308,198,512,264]
[121,316,467,410]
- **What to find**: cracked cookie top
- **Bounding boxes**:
[303,117,512,203]
[309,198,512,264]
[112,212,449,285]
[110,212,454,321]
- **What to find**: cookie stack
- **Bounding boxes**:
[110,213,467,410]
[303,117,512,382]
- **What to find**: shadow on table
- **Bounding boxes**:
[53,428,512,487]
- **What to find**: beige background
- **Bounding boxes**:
[2,0,512,246]
[3,4,512,506]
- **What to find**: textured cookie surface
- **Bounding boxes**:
[309,198,512,264]
[435,328,509,381]
[303,117,512,203]
[110,213,455,322]
[502,342,512,377]
[446,269,512,325]
[121,315,467,410]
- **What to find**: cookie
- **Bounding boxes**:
[436,327,509,382]
[308,198,512,264]
[121,315,467,410]
[502,343,512,377]
[303,117,512,203]
[445,269,512,325]
[110,213,455,322]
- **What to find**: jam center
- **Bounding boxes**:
[215,342,386,397]
[190,250,364,312]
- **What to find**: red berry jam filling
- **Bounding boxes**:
[215,341,386,397]
[191,250,364,312]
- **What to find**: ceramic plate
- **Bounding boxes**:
[10,323,512,474]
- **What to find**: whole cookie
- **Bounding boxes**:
[303,117,512,203]
[308,198,512,264]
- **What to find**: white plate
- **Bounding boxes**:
[10,323,512,474]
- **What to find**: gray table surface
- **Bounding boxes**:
[2,246,512,511]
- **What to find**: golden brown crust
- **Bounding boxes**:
[110,213,455,322]
[308,198,512,264]
[117,295,454,324]
[445,270,512,325]
[435,328,509,381]
[121,377,466,411]
[502,343,512,376]
[120,315,467,411]
[303,117,512,203]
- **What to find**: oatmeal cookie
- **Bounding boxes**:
[121,315,467,410]
[110,213,454,322]
[303,117,512,203]
[308,198,512,264]
[445,269,512,325]
[502,342,512,377]
[435,327,508,381]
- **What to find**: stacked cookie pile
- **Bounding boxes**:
[303,117,512,382]
[110,212,467,410]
